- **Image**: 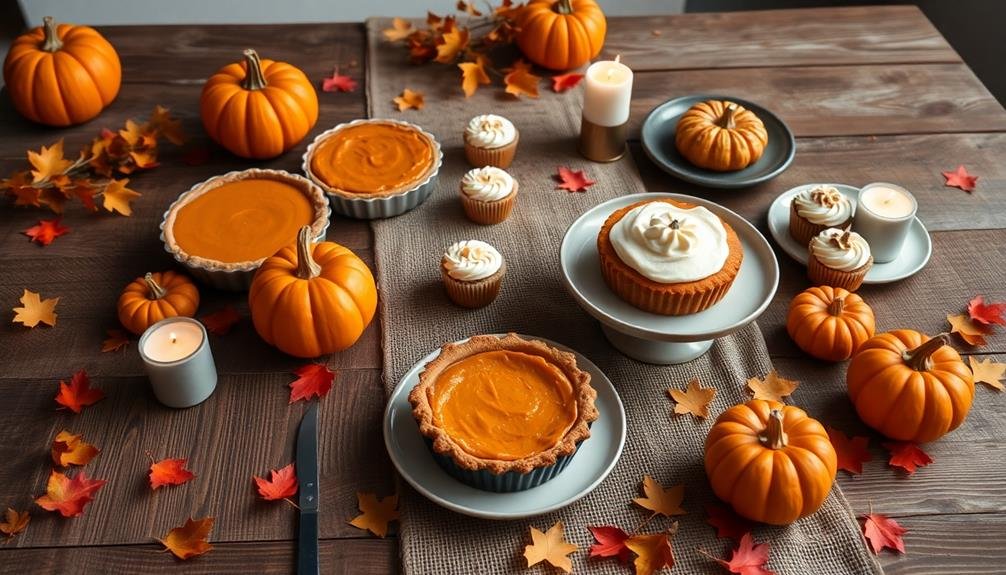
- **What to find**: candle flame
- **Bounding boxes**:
[169,332,177,344]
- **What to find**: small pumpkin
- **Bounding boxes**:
[3,16,121,126]
[200,49,318,159]
[118,271,200,335]
[249,226,377,358]
[847,330,974,443]
[705,400,837,525]
[675,100,768,172]
[786,286,875,362]
[515,0,606,71]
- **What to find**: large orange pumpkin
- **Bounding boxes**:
[118,271,200,335]
[786,286,875,362]
[705,400,837,525]
[3,16,121,126]
[515,0,606,71]
[200,49,318,159]
[847,330,974,443]
[675,100,768,172]
[249,226,377,358]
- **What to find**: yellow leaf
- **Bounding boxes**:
[118,119,145,147]
[970,356,1005,391]
[948,313,990,347]
[524,521,577,573]
[0,508,30,538]
[625,531,675,575]
[102,178,141,216]
[504,59,540,99]
[383,17,414,42]
[51,431,100,467]
[667,378,716,419]
[158,517,214,559]
[747,370,800,402]
[12,289,58,328]
[633,475,686,517]
[348,492,399,537]
[458,56,490,98]
[393,88,425,111]
[28,140,73,183]
[435,25,469,64]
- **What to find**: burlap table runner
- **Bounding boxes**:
[365,18,881,574]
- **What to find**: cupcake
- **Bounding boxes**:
[463,114,519,168]
[807,228,873,291]
[459,166,518,225]
[441,240,506,308]
[789,185,854,246]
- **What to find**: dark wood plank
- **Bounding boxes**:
[877,513,1006,575]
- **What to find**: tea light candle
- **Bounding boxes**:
[580,55,633,162]
[854,182,918,263]
[139,317,217,408]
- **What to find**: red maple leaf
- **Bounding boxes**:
[555,166,595,193]
[35,470,107,518]
[827,427,872,474]
[200,306,241,335]
[289,363,335,403]
[551,72,584,92]
[861,513,907,554]
[942,165,978,192]
[55,369,105,413]
[705,504,754,543]
[968,295,1006,326]
[149,457,196,489]
[253,463,298,501]
[587,525,630,563]
[322,67,358,93]
[704,532,774,575]
[24,219,70,246]
[883,442,933,475]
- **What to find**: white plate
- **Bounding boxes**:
[767,183,932,283]
[383,335,626,520]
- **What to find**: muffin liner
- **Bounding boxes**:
[789,200,852,246]
[808,253,872,292]
[460,181,518,225]
[464,130,519,169]
[599,253,736,315]
[441,263,506,308]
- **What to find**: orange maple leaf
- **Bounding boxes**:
[102,178,141,216]
[200,306,241,336]
[51,431,100,467]
[667,378,716,419]
[348,492,399,538]
[253,462,297,502]
[0,508,30,538]
[118,119,145,147]
[101,328,130,352]
[458,56,490,98]
[746,370,799,402]
[625,531,675,575]
[289,363,336,403]
[129,149,160,170]
[70,180,98,212]
[435,25,469,63]
[393,88,425,111]
[504,60,540,99]
[159,517,214,559]
[149,105,186,146]
[23,218,70,246]
[12,289,59,328]
[551,72,584,92]
[524,520,577,573]
[947,313,991,346]
[11,183,43,207]
[633,475,687,517]
[55,369,105,413]
[383,17,414,42]
[28,140,73,183]
[827,426,872,474]
[970,356,1005,390]
[149,457,196,490]
[35,470,107,517]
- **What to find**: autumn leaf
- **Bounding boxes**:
[51,431,99,467]
[321,67,358,93]
[523,521,577,573]
[102,178,141,216]
[348,492,399,538]
[35,470,107,518]
[588,525,630,563]
[11,185,42,207]
[555,166,596,193]
[504,59,540,98]
[968,295,1006,326]
[701,532,774,575]
[149,105,185,146]
[633,475,686,517]
[23,219,70,246]
[383,17,414,42]
[969,356,1005,391]
[101,328,130,352]
[883,441,933,475]
[668,378,716,419]
[746,370,799,402]
[393,88,425,111]
[860,513,906,554]
[827,427,872,474]
[0,508,29,538]
[435,25,469,63]
[705,504,754,543]
[625,531,675,575]
[200,306,241,336]
[289,363,336,403]
[159,517,214,559]
[149,458,195,489]
[12,289,59,328]
[457,0,483,16]
[458,55,490,98]
[947,313,991,346]
[55,369,105,413]
[551,72,584,92]
[253,463,297,501]
[942,165,977,192]
[28,140,73,183]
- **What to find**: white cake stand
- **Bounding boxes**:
[560,193,779,364]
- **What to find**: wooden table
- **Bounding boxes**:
[1,6,1004,574]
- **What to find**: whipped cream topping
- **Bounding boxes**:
[442,240,503,281]
[793,185,854,226]
[610,201,729,283]
[465,114,517,149]
[810,228,871,272]
[461,166,515,202]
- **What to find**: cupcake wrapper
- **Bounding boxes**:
[460,185,518,225]
[442,265,505,308]
[789,201,852,246]
[807,254,872,292]
[600,255,735,315]
[464,131,519,169]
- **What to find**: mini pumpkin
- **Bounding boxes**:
[3,16,121,126]
[515,0,606,71]
[249,226,377,358]
[200,49,318,159]
[847,330,974,443]
[705,400,837,525]
[675,100,768,172]
[118,271,200,335]
[787,286,875,362]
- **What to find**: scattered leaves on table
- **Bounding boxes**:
[288,363,336,403]
[51,431,99,467]
[633,475,687,517]
[504,59,541,99]
[12,289,58,328]
[200,306,241,336]
[883,441,933,475]
[35,470,106,518]
[348,492,399,538]
[947,313,991,347]
[705,504,754,543]
[393,88,425,111]
[745,370,799,402]
[382,17,414,42]
[551,72,584,92]
[55,369,104,413]
[159,517,214,560]
[101,178,141,216]
[523,520,577,573]
[969,356,1005,391]
[827,427,872,474]
[321,67,358,93]
[253,463,297,502]
[668,378,716,419]
[860,512,906,554]
[588,525,631,563]
[101,328,130,352]
[625,530,675,575]
[0,508,29,538]
[458,55,491,97]
[700,532,774,575]
[941,165,977,193]
[23,218,70,246]
[149,457,195,490]
[555,166,596,193]
[968,295,1006,326]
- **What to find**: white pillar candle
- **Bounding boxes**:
[853,182,918,263]
[139,317,217,408]
[583,55,633,127]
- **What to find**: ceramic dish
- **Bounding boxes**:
[384,335,626,520]
[641,94,795,189]
[767,183,932,283]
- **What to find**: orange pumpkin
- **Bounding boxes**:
[675,100,768,172]
[3,16,121,126]
[705,400,837,525]
[200,49,318,159]
[249,226,377,358]
[515,0,606,71]
[847,330,974,443]
[786,286,875,362]
[118,271,200,335]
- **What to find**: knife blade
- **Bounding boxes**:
[296,402,320,575]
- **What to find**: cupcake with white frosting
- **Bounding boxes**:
[459,166,518,225]
[463,114,519,169]
[789,185,854,246]
[441,240,506,308]
[807,227,873,291]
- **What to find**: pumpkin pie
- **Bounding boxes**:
[161,168,330,290]
[409,333,598,492]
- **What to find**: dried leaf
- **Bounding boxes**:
[51,431,99,467]
[523,521,577,573]
[253,463,297,501]
[322,67,358,93]
[55,369,105,413]
[458,56,490,98]
[555,166,596,193]
[861,513,906,554]
[12,289,58,328]
[200,306,241,336]
[668,378,716,419]
[348,492,399,538]
[942,165,977,192]
[289,363,336,403]
[102,178,141,216]
[435,25,469,63]
[625,532,675,575]
[0,508,29,538]
[703,532,774,575]
[35,470,107,518]
[149,105,185,146]
[970,356,1006,391]
[393,88,425,111]
[947,313,991,346]
[883,441,933,475]
[23,219,70,246]
[746,370,799,402]
[633,475,686,517]
[101,328,130,352]
[149,458,195,489]
[28,140,73,183]
[551,72,584,92]
[588,525,630,563]
[705,504,754,543]
[968,295,1006,326]
[383,17,414,42]
[827,427,872,474]
[504,59,540,99]
[159,517,214,559]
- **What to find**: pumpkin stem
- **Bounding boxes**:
[295,226,322,280]
[759,409,788,450]
[144,273,167,300]
[242,49,268,91]
[41,16,63,52]
[827,296,845,316]
[716,103,738,129]
[555,0,574,15]
[902,333,950,371]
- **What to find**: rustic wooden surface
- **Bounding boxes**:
[1,5,1004,573]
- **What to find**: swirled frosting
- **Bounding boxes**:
[793,185,853,226]
[442,240,503,281]
[810,228,871,272]
[465,114,517,149]
[610,201,729,283]
[461,167,515,202]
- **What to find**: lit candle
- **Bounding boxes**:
[853,182,918,263]
[139,317,217,408]
[580,55,633,162]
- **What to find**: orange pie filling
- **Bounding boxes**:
[172,178,315,263]
[428,350,578,461]
[310,123,434,195]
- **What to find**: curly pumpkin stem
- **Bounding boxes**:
[827,296,845,316]
[242,49,268,91]
[716,103,738,129]
[41,16,63,52]
[760,409,788,450]
[144,273,167,300]
[295,226,321,280]
[902,332,950,371]
[555,0,574,15]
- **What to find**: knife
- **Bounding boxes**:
[296,402,320,575]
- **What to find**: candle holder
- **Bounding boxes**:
[579,116,628,162]
[138,317,217,408]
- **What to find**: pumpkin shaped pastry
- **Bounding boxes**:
[514,0,607,71]
[705,400,837,525]
[787,286,875,362]
[118,271,200,335]
[675,100,768,172]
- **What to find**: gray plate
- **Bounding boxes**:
[641,95,795,189]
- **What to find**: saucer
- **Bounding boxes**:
[767,183,932,283]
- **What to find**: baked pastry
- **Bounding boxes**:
[459,166,518,225]
[789,185,854,246]
[409,333,598,492]
[597,198,743,315]
[440,240,505,308]
[808,228,873,291]
[463,114,519,168]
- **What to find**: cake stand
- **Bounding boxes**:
[560,193,779,364]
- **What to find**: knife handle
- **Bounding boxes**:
[298,510,320,575]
